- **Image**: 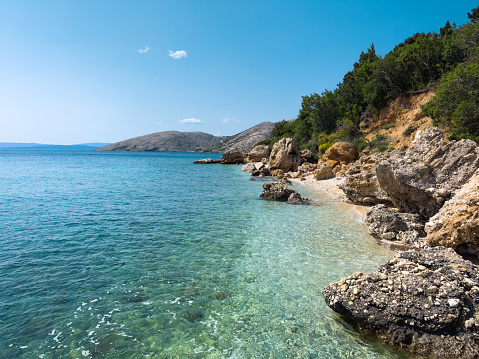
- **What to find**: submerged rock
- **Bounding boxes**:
[323,246,479,358]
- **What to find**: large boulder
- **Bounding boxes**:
[314,164,334,181]
[373,128,479,218]
[340,151,397,205]
[269,138,301,172]
[375,160,441,218]
[364,204,426,249]
[323,246,479,358]
[341,128,479,215]
[425,170,479,256]
[322,141,359,167]
[220,150,247,164]
[247,145,270,162]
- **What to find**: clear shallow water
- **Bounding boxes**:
[0,150,408,358]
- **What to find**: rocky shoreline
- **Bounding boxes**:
[196,129,479,358]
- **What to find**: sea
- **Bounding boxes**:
[0,150,408,358]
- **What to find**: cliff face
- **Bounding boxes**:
[95,122,274,153]
[360,89,436,151]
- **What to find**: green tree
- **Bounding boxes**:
[467,5,479,23]
[423,61,479,140]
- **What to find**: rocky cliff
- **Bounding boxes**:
[322,93,479,357]
[95,122,274,153]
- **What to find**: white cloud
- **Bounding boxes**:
[169,50,187,59]
[138,46,149,54]
[180,118,202,124]
[222,117,241,123]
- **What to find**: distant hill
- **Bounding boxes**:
[0,142,111,150]
[95,122,275,153]
[214,122,276,152]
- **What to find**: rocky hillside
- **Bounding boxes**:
[214,122,275,152]
[95,122,274,153]
[360,89,435,152]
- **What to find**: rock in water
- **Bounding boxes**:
[269,138,301,172]
[260,182,308,204]
[287,192,309,204]
[323,247,479,358]
[193,158,221,164]
[242,162,256,172]
[220,150,247,164]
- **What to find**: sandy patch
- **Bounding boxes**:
[290,174,371,223]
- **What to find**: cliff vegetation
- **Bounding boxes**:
[260,5,479,152]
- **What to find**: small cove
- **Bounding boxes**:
[0,150,407,358]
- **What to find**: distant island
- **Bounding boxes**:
[95,122,275,153]
[0,142,111,150]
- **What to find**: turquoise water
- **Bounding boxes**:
[0,150,407,358]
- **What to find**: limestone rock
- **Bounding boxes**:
[340,151,398,205]
[269,138,301,172]
[373,128,479,218]
[193,158,221,164]
[300,149,313,162]
[323,141,358,165]
[364,204,426,249]
[341,128,479,215]
[375,160,441,218]
[242,162,255,172]
[220,150,247,164]
[247,145,270,162]
[314,164,334,181]
[425,170,479,254]
[323,247,479,358]
[270,169,284,179]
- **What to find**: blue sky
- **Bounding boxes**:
[0,0,477,144]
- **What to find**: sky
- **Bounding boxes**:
[0,0,477,144]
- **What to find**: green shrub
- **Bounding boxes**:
[382,123,396,130]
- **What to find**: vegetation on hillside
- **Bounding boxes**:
[260,5,479,152]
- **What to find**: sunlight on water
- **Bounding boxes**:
[0,150,408,358]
